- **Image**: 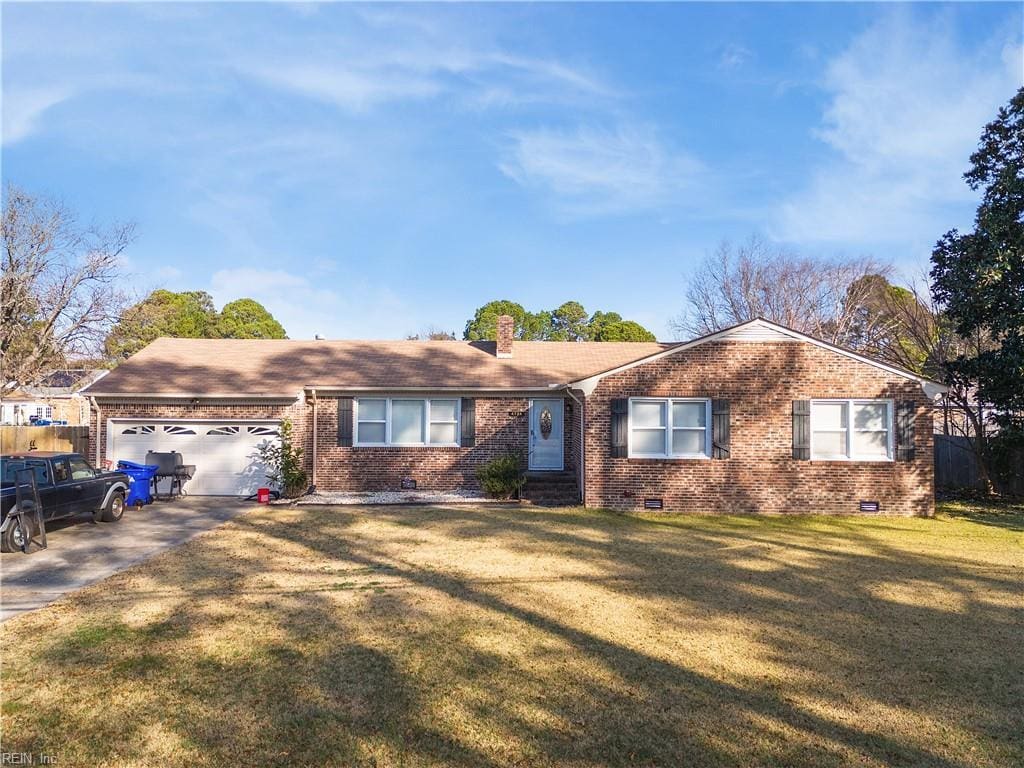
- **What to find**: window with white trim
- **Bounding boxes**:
[811,400,892,460]
[629,398,710,458]
[356,399,387,444]
[355,398,461,446]
[428,399,459,444]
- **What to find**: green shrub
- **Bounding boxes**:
[257,419,308,498]
[476,452,526,499]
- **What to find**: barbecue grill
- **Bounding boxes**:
[144,451,196,499]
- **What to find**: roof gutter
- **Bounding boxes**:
[89,396,101,465]
[302,386,570,394]
[309,389,318,487]
[563,387,586,505]
[87,392,300,401]
[921,381,948,400]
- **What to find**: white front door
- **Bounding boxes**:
[529,399,564,470]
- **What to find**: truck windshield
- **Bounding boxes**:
[1,460,50,486]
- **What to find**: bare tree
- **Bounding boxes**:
[406,324,457,341]
[672,236,890,345]
[1,185,134,387]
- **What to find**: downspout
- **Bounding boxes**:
[89,397,101,466]
[564,388,585,506]
[310,389,318,487]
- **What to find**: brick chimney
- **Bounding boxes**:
[496,314,514,358]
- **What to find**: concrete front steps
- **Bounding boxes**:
[522,471,581,507]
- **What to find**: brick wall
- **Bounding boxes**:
[566,394,583,487]
[91,339,935,516]
[314,397,575,491]
[91,396,579,493]
[584,340,935,516]
[90,399,310,472]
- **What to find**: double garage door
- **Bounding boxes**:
[109,420,280,496]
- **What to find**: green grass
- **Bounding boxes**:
[1,500,1021,767]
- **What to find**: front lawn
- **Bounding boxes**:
[1,501,1021,767]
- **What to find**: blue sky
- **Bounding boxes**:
[3,2,1021,340]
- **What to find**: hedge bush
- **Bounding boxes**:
[476,452,526,499]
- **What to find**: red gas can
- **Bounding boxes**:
[257,487,271,504]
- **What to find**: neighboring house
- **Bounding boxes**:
[933,391,1008,439]
[82,317,947,515]
[0,369,107,426]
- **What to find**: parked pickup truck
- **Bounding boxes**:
[0,452,130,552]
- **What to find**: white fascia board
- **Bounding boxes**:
[568,318,949,397]
[304,386,565,395]
[108,417,281,423]
[90,392,301,401]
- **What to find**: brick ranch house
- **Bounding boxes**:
[83,317,947,515]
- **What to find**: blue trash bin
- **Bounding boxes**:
[117,460,159,507]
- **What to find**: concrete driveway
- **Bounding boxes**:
[0,498,254,622]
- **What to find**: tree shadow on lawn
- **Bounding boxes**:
[3,503,1021,767]
[6,526,506,768]
[935,499,1024,532]
[235,506,1022,766]
[359,506,1020,758]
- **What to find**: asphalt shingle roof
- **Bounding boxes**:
[86,338,673,396]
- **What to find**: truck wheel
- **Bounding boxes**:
[1,517,28,553]
[100,492,125,523]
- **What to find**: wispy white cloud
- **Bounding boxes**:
[246,64,442,112]
[776,11,1023,244]
[233,6,610,116]
[2,86,69,145]
[499,125,704,216]
[209,267,410,339]
[718,43,753,70]
[240,46,608,113]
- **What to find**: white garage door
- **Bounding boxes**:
[109,421,281,496]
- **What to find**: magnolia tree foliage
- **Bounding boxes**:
[464,300,656,342]
[931,87,1024,432]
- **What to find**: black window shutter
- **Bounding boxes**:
[610,398,628,458]
[712,399,730,459]
[896,400,916,461]
[460,398,476,447]
[337,397,353,447]
[792,400,810,460]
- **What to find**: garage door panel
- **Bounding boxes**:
[110,421,280,496]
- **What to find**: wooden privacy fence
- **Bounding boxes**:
[934,433,1024,496]
[935,435,984,490]
[1,426,90,456]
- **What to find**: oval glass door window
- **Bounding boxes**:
[540,407,553,439]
